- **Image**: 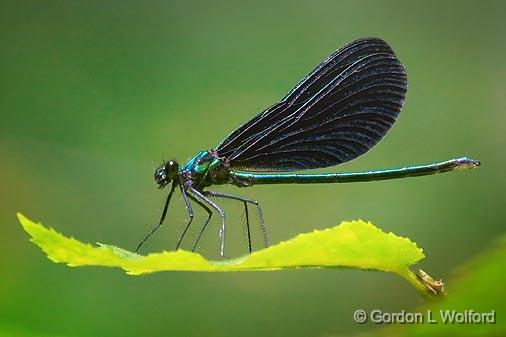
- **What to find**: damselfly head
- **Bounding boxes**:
[154,160,179,188]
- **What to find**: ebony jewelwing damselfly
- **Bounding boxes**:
[135,37,480,256]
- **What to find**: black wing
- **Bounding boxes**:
[216,37,407,171]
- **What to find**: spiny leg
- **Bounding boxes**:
[135,181,177,253]
[187,193,213,252]
[204,191,268,250]
[188,186,227,257]
[205,191,252,252]
[243,203,251,253]
[175,185,194,250]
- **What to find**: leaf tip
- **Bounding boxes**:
[17,212,37,233]
[16,211,27,224]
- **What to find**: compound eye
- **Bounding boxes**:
[165,160,179,178]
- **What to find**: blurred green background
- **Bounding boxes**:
[1,1,504,336]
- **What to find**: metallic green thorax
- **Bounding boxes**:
[181,150,233,188]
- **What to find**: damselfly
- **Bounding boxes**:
[135,37,480,256]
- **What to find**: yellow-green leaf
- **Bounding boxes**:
[17,213,428,294]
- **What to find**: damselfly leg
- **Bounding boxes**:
[135,181,177,253]
[175,185,194,250]
[187,193,213,252]
[204,191,268,253]
[188,186,227,257]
